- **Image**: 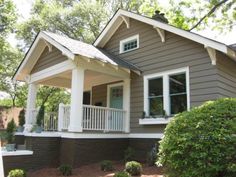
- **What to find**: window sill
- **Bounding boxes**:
[139,118,173,125]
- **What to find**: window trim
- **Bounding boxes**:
[143,67,190,118]
[119,34,139,53]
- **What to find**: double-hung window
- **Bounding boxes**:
[144,67,190,118]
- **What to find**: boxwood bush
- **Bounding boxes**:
[125,161,142,176]
[100,160,113,171]
[157,98,236,177]
[8,169,26,177]
[113,171,131,177]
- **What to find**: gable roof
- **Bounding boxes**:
[13,31,140,81]
[94,9,236,60]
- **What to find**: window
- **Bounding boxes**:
[120,35,139,53]
[144,67,189,118]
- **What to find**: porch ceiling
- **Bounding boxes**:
[38,70,122,90]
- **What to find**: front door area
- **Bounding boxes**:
[109,85,123,109]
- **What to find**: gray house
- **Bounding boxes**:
[4,9,236,173]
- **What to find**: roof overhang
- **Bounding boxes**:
[94,9,236,61]
[13,32,75,81]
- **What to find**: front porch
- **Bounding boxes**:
[29,103,127,133]
[12,32,139,134]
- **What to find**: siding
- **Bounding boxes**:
[31,46,68,74]
[92,84,107,107]
[216,52,236,97]
[104,19,219,133]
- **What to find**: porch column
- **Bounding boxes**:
[123,78,130,133]
[24,83,37,132]
[68,67,84,132]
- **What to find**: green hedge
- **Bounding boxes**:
[157,98,236,177]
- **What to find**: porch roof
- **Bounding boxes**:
[13,31,140,81]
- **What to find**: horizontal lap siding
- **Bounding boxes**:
[104,19,218,133]
[216,53,236,97]
[31,46,68,74]
[92,84,107,107]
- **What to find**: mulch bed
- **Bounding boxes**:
[27,161,163,177]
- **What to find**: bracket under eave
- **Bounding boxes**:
[205,46,217,65]
[154,27,165,42]
[44,40,52,52]
[121,16,130,29]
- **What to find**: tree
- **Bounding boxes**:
[158,0,236,32]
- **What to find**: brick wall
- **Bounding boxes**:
[3,135,160,175]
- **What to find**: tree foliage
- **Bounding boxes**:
[157,98,236,177]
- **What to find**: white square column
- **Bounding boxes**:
[123,78,130,133]
[25,83,38,132]
[68,67,84,132]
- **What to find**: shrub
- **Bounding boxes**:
[36,105,45,127]
[125,161,142,176]
[124,147,135,162]
[4,119,16,143]
[59,164,72,176]
[157,98,236,177]
[18,109,25,127]
[113,171,131,177]
[100,160,113,171]
[8,169,26,177]
[146,144,157,166]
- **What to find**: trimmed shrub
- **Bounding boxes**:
[59,164,72,176]
[113,171,131,177]
[157,98,236,177]
[146,145,157,166]
[100,160,113,171]
[8,169,26,177]
[125,161,142,176]
[18,109,25,127]
[124,147,135,162]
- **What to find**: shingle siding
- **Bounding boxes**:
[104,19,220,133]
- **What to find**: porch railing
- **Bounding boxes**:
[59,104,126,132]
[28,109,58,131]
[43,112,58,131]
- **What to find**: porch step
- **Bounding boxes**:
[17,145,26,150]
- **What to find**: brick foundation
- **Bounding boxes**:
[3,135,160,175]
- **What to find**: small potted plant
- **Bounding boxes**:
[17,109,25,132]
[35,105,45,133]
[1,119,16,151]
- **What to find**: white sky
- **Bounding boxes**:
[7,0,236,47]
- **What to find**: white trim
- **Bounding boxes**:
[2,150,33,157]
[107,82,124,108]
[119,34,139,54]
[121,16,130,28]
[129,133,163,139]
[139,118,172,125]
[30,60,75,83]
[94,9,228,55]
[18,132,61,137]
[143,67,190,118]
[14,32,75,81]
[16,132,163,139]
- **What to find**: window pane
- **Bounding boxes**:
[123,39,137,51]
[148,77,163,97]
[149,97,163,116]
[170,94,187,114]
[169,73,186,94]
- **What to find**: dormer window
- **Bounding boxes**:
[120,34,139,53]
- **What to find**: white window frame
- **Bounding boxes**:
[119,34,139,53]
[143,67,190,118]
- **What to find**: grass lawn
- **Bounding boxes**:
[27,161,163,177]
